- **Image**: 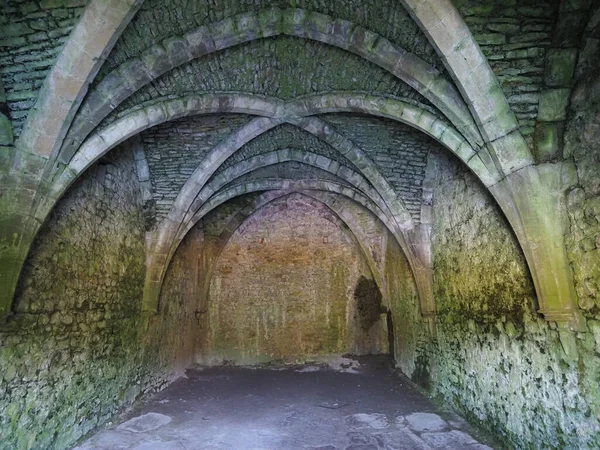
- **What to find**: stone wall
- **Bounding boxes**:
[563,6,600,313]
[204,193,384,364]
[109,36,428,122]
[323,115,431,220]
[140,114,252,221]
[226,161,349,187]
[456,0,559,143]
[217,124,357,174]
[428,148,600,449]
[0,0,87,136]
[0,145,197,450]
[384,235,429,384]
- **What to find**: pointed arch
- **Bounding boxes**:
[58,7,482,164]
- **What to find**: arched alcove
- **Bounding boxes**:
[202,193,388,364]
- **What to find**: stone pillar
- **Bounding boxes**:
[0,150,46,320]
[490,163,585,331]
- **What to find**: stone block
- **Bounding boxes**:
[256,8,282,38]
[508,93,540,104]
[0,23,34,38]
[505,47,545,59]
[475,33,506,45]
[467,153,500,186]
[0,114,13,146]
[537,88,571,122]
[410,0,446,30]
[349,27,379,54]
[517,6,555,18]
[304,10,334,40]
[370,38,405,71]
[439,128,465,153]
[454,141,476,162]
[135,158,150,181]
[509,32,550,44]
[184,26,215,58]
[163,37,192,68]
[40,0,86,8]
[552,12,587,47]
[560,0,593,12]
[210,17,236,50]
[481,89,519,140]
[232,12,260,41]
[487,23,520,34]
[545,49,577,87]
[140,45,172,79]
[0,37,27,47]
[534,122,564,162]
[462,5,494,16]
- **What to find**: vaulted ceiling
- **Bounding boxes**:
[1,0,595,330]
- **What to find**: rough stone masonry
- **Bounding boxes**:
[0,0,599,449]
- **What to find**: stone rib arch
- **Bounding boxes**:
[17,0,143,160]
[164,116,418,263]
[0,0,144,318]
[397,0,582,327]
[399,0,528,158]
[170,157,392,273]
[181,181,400,273]
[144,179,406,312]
[2,92,581,328]
[59,7,483,163]
[59,93,579,328]
[184,182,436,324]
[49,93,482,227]
[396,3,584,325]
[289,116,415,230]
[189,151,388,229]
[36,97,283,225]
[0,92,488,319]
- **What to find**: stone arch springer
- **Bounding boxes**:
[58,93,456,324]
[159,157,402,283]
[398,0,585,329]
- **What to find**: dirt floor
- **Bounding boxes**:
[75,356,499,450]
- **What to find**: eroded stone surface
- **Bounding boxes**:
[346,413,390,430]
[428,145,600,449]
[76,359,496,450]
[421,430,479,448]
[0,147,200,450]
[117,413,172,434]
[403,413,448,433]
